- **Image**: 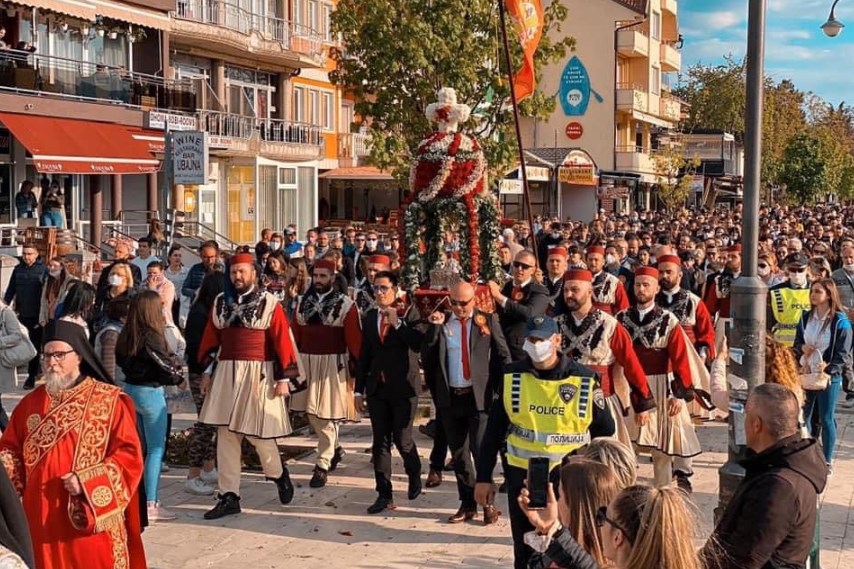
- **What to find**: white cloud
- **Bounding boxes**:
[705,10,743,30]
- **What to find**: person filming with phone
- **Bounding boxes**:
[474,315,614,569]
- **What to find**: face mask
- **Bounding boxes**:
[523,339,554,363]
[789,271,807,286]
[366,239,378,247]
[757,265,770,277]
[606,254,616,265]
[844,264,854,272]
[108,275,123,287]
[49,269,61,278]
[270,241,282,251]
[551,232,561,239]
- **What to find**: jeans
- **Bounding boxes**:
[123,383,168,502]
[804,375,842,464]
[40,210,63,228]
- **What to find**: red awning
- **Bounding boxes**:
[0,113,160,175]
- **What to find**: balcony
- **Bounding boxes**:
[198,110,324,160]
[660,42,681,72]
[616,146,655,174]
[616,25,649,58]
[660,95,682,122]
[616,84,648,113]
[338,132,371,165]
[173,0,325,68]
[661,0,677,16]
[0,49,196,112]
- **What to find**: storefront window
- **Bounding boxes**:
[225,165,256,243]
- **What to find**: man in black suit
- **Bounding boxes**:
[422,281,512,525]
[355,271,424,514]
[488,250,550,360]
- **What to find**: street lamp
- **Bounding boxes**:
[822,0,845,37]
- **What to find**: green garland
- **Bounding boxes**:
[402,202,423,290]
[477,195,504,284]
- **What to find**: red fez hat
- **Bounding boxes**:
[368,254,391,266]
[657,254,681,266]
[635,266,660,279]
[313,259,337,272]
[586,245,606,256]
[726,243,743,253]
[548,246,568,258]
[563,269,593,282]
[230,252,254,266]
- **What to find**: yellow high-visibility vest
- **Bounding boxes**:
[503,371,595,471]
[770,287,811,346]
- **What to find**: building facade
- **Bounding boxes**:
[511,0,683,222]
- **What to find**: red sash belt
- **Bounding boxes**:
[219,328,270,361]
[587,364,612,396]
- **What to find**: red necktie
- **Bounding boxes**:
[511,286,521,300]
[459,317,471,381]
[380,313,390,342]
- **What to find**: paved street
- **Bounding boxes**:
[4,389,854,568]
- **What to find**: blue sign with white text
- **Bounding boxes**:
[560,56,603,116]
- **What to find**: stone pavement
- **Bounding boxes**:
[4,390,854,568]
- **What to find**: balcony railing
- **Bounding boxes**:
[197,110,324,147]
[0,49,196,112]
[339,132,371,158]
[174,0,324,61]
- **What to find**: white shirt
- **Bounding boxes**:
[446,313,473,388]
[663,286,681,301]
[804,309,832,356]
[501,278,532,308]
[637,303,654,320]
[131,255,159,275]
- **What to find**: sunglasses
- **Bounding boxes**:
[789,267,807,273]
[513,261,534,270]
[596,506,630,539]
[758,263,769,269]
[449,297,474,307]
[372,285,392,294]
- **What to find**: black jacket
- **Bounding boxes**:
[117,331,184,388]
[497,280,550,360]
[702,435,828,569]
[355,307,425,400]
[3,260,46,320]
[528,526,599,569]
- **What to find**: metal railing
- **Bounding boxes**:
[174,0,324,60]
[338,132,371,159]
[197,110,324,147]
[0,49,196,112]
[182,221,240,252]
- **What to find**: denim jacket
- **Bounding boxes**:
[793,309,853,377]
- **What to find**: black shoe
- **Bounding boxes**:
[268,467,294,505]
[330,446,346,471]
[674,472,693,494]
[22,378,35,390]
[498,481,507,494]
[443,459,455,472]
[203,492,241,520]
[309,466,328,488]
[367,496,395,514]
[407,476,422,500]
[418,420,437,439]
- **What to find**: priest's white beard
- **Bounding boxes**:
[44,371,77,395]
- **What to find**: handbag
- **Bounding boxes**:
[0,307,37,369]
[800,368,831,391]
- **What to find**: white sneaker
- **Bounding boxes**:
[184,477,215,496]
[200,468,218,485]
[147,501,177,522]
[160,463,171,473]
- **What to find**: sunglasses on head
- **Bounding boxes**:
[596,506,630,538]
[449,297,474,307]
[513,261,534,270]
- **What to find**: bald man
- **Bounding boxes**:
[702,384,827,569]
[422,281,511,524]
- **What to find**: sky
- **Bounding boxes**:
[679,0,854,105]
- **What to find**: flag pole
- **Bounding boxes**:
[497,0,540,268]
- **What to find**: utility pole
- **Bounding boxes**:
[715,0,768,518]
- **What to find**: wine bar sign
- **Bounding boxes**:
[172,131,209,185]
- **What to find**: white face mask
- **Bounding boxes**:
[270,241,282,251]
[523,339,554,363]
[788,271,807,286]
[845,264,854,272]
[551,232,561,239]
[49,268,62,278]
[757,265,770,277]
[605,254,616,265]
[366,239,378,247]
[108,274,123,287]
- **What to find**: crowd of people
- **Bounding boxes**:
[0,201,841,568]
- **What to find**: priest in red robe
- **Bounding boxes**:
[0,319,146,569]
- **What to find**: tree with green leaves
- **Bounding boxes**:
[778,132,834,205]
[651,139,701,212]
[330,0,575,182]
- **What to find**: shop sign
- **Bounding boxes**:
[526,166,550,181]
[598,185,630,199]
[0,128,10,157]
[565,122,583,140]
[145,111,198,132]
[499,179,524,195]
[558,149,597,186]
[172,131,208,185]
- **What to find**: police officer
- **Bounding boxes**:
[767,252,812,346]
[474,316,615,569]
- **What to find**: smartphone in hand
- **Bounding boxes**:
[527,457,550,510]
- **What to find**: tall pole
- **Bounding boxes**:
[716,0,768,518]
[497,0,539,266]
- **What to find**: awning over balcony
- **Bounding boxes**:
[17,0,97,21]
[319,166,395,181]
[90,0,172,30]
[0,113,160,174]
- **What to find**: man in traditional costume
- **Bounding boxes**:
[0,320,146,569]
[616,267,702,493]
[290,258,362,488]
[586,245,630,315]
[555,269,654,446]
[702,243,742,355]
[198,252,301,520]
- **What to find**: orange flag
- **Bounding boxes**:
[505,0,545,102]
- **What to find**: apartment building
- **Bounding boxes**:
[513,0,682,222]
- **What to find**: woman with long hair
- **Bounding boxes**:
[757,252,785,287]
[165,245,189,326]
[55,281,96,337]
[793,278,853,467]
[116,290,186,522]
[284,257,310,319]
[38,257,77,326]
[94,262,134,332]
[577,439,638,491]
[263,251,289,300]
